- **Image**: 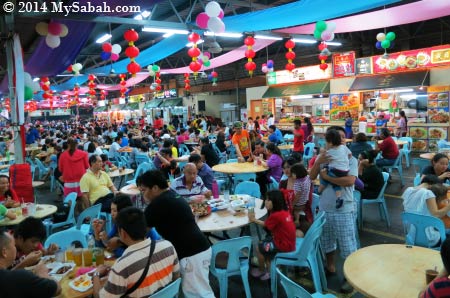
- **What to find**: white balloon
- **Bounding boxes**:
[32,81,41,93]
[148,70,155,76]
[326,22,336,32]
[73,63,83,71]
[24,72,33,85]
[111,44,122,54]
[60,24,69,37]
[207,17,225,34]
[324,32,335,42]
[147,65,153,71]
[376,33,386,42]
[205,1,221,18]
[46,34,60,48]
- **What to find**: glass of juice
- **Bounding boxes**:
[83,249,93,266]
[73,248,83,266]
[94,248,105,265]
[66,247,74,262]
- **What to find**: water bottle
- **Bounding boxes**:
[105,164,110,173]
[211,180,219,199]
[88,233,95,249]
[5,150,10,162]
[248,196,255,214]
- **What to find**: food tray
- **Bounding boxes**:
[49,263,75,281]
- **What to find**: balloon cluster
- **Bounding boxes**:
[285,39,296,71]
[313,20,337,42]
[208,71,219,86]
[36,21,69,49]
[100,90,107,101]
[119,74,127,98]
[188,32,202,77]
[40,77,53,102]
[198,51,212,68]
[87,74,97,99]
[24,73,40,101]
[244,36,256,77]
[67,63,83,76]
[147,64,160,76]
[195,1,225,34]
[124,29,141,76]
[261,60,274,74]
[184,73,191,91]
[101,43,122,61]
[375,32,396,51]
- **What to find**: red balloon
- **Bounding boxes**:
[189,61,202,72]
[318,42,327,51]
[41,77,49,82]
[187,47,201,58]
[285,51,296,60]
[184,73,190,78]
[125,46,140,58]
[102,43,112,52]
[285,40,295,49]
[211,71,218,78]
[318,55,328,61]
[285,63,296,71]
[188,32,201,43]
[124,29,139,42]
[245,61,256,71]
[320,63,328,70]
[127,61,141,74]
[156,85,162,91]
[245,49,255,59]
[244,37,255,46]
[42,93,50,99]
[67,65,73,72]
[88,74,96,81]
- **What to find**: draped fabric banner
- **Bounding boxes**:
[277,0,450,34]
[13,34,25,125]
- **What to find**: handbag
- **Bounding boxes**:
[120,239,156,298]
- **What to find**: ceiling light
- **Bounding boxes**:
[254,34,282,41]
[381,88,414,93]
[142,27,188,35]
[33,77,40,82]
[204,32,243,38]
[186,39,204,47]
[326,41,342,46]
[96,33,112,44]
[292,38,317,44]
[163,33,174,38]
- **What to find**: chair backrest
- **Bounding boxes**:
[388,151,403,168]
[178,144,190,156]
[135,155,151,166]
[277,268,314,298]
[297,213,326,258]
[149,278,181,298]
[62,192,78,225]
[399,137,413,153]
[401,212,446,248]
[226,159,238,163]
[75,204,101,229]
[268,176,279,191]
[134,162,154,181]
[210,236,252,273]
[44,229,87,249]
[412,158,430,175]
[311,193,320,221]
[234,181,261,198]
[413,173,422,187]
[303,143,315,159]
[34,158,48,171]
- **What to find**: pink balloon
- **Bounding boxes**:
[203,51,211,59]
[111,53,119,61]
[218,9,224,19]
[48,22,62,36]
[321,31,332,42]
[197,58,203,65]
[196,12,209,29]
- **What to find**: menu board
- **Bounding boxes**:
[427,92,450,123]
[355,58,373,75]
[429,128,448,152]
[332,52,355,78]
[409,127,428,152]
[329,93,359,121]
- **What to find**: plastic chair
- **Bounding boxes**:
[44,192,77,236]
[267,176,279,191]
[317,138,326,149]
[226,159,238,163]
[212,144,226,164]
[227,145,237,159]
[234,181,261,198]
[149,278,181,298]
[210,236,252,298]
[135,154,151,166]
[382,151,404,186]
[358,172,390,228]
[303,143,315,166]
[126,162,154,185]
[34,158,50,180]
[352,191,361,249]
[401,212,446,250]
[70,204,102,236]
[412,158,430,176]
[277,268,336,298]
[208,134,217,142]
[413,173,422,186]
[311,193,320,221]
[399,137,413,168]
[271,212,327,297]
[178,144,190,156]
[44,229,87,249]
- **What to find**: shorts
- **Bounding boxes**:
[258,239,279,257]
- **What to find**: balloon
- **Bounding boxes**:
[111,44,122,54]
[48,22,62,36]
[73,63,82,71]
[124,29,139,42]
[321,31,332,42]
[204,60,211,67]
[218,9,224,19]
[110,53,119,61]
[325,32,335,42]
[375,41,382,49]
[285,63,295,71]
[155,78,161,84]
[381,39,391,49]
[267,60,274,68]
[318,43,327,51]
[196,12,209,29]
[197,58,203,65]
[24,86,33,100]
[207,17,225,34]
[24,72,32,85]
[100,51,111,60]
[207,74,213,81]
[32,82,40,92]
[102,42,112,52]
[152,65,160,72]
[60,24,69,37]
[376,33,386,42]
[88,74,96,81]
[147,65,153,71]
[202,55,209,63]
[318,55,328,61]
[386,32,396,41]
[125,46,140,58]
[46,34,60,48]
[211,71,218,78]
[203,51,211,59]
[326,22,337,32]
[268,67,274,72]
[261,66,268,73]
[389,41,395,49]
[315,21,327,32]
[35,22,48,35]
[205,1,221,17]
[313,30,322,40]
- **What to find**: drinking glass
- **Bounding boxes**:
[83,249,93,266]
[73,248,83,266]
[94,248,105,265]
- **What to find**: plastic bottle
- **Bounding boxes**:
[5,149,10,162]
[211,180,219,199]
[88,233,95,250]
[105,164,110,173]
[248,196,255,213]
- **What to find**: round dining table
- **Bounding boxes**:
[344,244,442,298]
[212,162,267,174]
[108,168,134,178]
[420,152,450,160]
[120,183,140,196]
[278,144,293,150]
[0,204,57,226]
[378,139,408,146]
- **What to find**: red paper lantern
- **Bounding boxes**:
[319,63,328,70]
[244,37,255,46]
[285,39,296,72]
[285,39,295,49]
[41,84,50,91]
[189,61,201,72]
[125,46,140,58]
[245,49,255,59]
[127,61,141,74]
[88,74,95,81]
[285,63,295,71]
[245,61,256,71]
[120,80,127,86]
[124,29,139,42]
[156,85,162,91]
[155,78,161,84]
[318,42,327,51]
[67,65,73,72]
[120,87,127,93]
[318,55,328,61]
[188,32,201,43]
[187,47,201,58]
[285,51,296,60]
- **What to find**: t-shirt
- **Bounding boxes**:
[0,188,20,205]
[359,165,384,199]
[197,163,214,191]
[0,268,58,298]
[144,190,210,260]
[293,128,304,152]
[265,210,296,252]
[379,136,399,160]
[231,129,251,157]
[422,276,450,298]
[266,154,283,182]
[79,170,113,204]
[327,145,351,172]
[0,204,8,217]
[108,142,121,159]
[268,129,284,144]
[200,145,219,168]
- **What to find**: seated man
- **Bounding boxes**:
[375,128,399,167]
[0,231,61,298]
[421,237,450,297]
[267,125,284,145]
[80,154,119,212]
[188,154,214,190]
[93,207,179,298]
[170,163,211,200]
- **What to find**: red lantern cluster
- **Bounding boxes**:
[88,74,97,99]
[244,36,256,77]
[184,73,190,91]
[25,101,37,112]
[100,90,107,100]
[318,42,330,71]
[285,39,296,71]
[155,71,162,91]
[40,77,54,109]
[71,84,80,106]
[187,32,202,77]
[119,74,127,98]
[124,29,141,77]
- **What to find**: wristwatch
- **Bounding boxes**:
[93,271,101,278]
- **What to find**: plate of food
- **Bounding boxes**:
[230,199,246,212]
[428,101,438,108]
[409,127,428,138]
[69,274,93,292]
[429,128,447,139]
[439,101,449,107]
[405,56,417,68]
[428,93,439,100]
[416,52,430,65]
[387,59,398,71]
[49,263,75,281]
[429,141,438,152]
[190,202,211,217]
[412,140,427,151]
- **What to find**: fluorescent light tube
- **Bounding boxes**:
[142,27,189,35]
[96,34,112,44]
[326,42,342,46]
[292,38,317,44]
[254,34,282,41]
[186,39,204,47]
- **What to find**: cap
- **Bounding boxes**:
[233,121,242,128]
[161,134,171,139]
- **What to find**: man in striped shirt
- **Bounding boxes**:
[170,163,212,200]
[93,207,179,298]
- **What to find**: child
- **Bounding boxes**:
[318,129,351,209]
[430,184,450,229]
[290,163,312,226]
[0,203,16,220]
[249,190,296,280]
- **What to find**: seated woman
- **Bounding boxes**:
[155,148,180,179]
[430,184,450,229]
[422,153,450,184]
[0,174,20,208]
[357,150,384,199]
[257,142,283,199]
[349,133,373,159]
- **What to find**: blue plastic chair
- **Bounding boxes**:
[401,212,446,250]
[311,193,320,221]
[413,173,422,187]
[399,137,413,168]
[208,134,217,142]
[277,268,336,298]
[44,229,87,249]
[149,278,181,298]
[178,144,190,156]
[226,159,238,163]
[135,154,151,166]
[267,176,279,191]
[44,192,77,236]
[233,173,257,194]
[412,158,430,176]
[358,172,390,228]
[127,162,154,185]
[317,138,326,149]
[382,151,404,186]
[212,144,226,164]
[34,158,50,180]
[210,236,252,298]
[70,204,102,236]
[271,212,327,297]
[303,143,315,166]
[234,181,261,198]
[352,191,361,249]
[227,145,237,159]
